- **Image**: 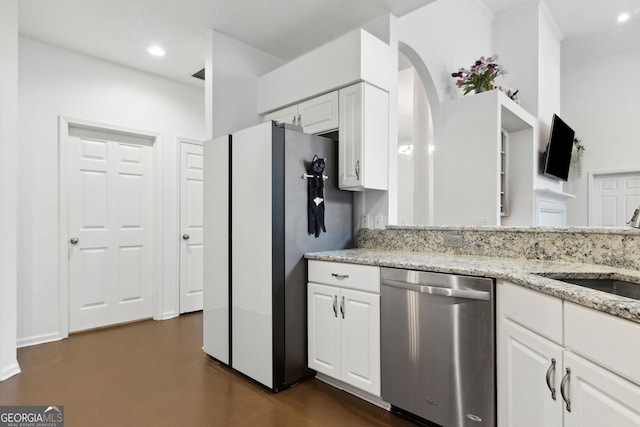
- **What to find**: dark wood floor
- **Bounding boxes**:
[0,312,415,426]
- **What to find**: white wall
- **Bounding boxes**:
[17,37,205,346]
[398,0,493,106]
[0,0,20,380]
[563,51,640,226]
[205,31,284,139]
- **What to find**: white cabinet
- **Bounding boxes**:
[263,105,299,127]
[257,28,393,115]
[338,82,388,191]
[498,280,640,427]
[564,352,640,427]
[307,260,381,396]
[500,316,564,427]
[263,91,339,135]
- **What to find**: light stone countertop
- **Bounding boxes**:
[305,249,640,324]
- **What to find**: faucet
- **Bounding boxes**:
[628,207,640,228]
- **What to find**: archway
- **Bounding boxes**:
[396,42,441,225]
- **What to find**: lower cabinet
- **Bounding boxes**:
[498,280,640,427]
[307,262,381,397]
[500,317,564,427]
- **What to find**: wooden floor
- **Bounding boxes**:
[0,312,415,426]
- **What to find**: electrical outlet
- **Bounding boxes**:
[374,214,384,229]
[444,234,464,248]
[361,214,371,229]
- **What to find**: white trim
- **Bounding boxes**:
[0,362,21,381]
[587,168,640,226]
[17,332,64,348]
[58,116,164,338]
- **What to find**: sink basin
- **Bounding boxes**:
[559,278,640,301]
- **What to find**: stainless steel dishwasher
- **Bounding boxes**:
[381,268,495,427]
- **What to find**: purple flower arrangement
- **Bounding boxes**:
[451,55,508,95]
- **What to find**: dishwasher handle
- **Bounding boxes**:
[381,278,491,301]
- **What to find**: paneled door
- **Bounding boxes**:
[67,127,154,332]
[179,141,204,313]
[590,171,640,226]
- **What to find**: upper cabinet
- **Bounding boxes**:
[263,91,339,135]
[338,82,388,191]
[257,29,393,115]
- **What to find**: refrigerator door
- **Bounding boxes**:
[202,134,231,364]
[231,122,276,389]
[276,128,353,387]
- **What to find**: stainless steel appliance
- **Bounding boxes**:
[203,121,353,392]
[381,268,495,426]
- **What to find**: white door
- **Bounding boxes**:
[564,351,640,427]
[340,288,380,396]
[307,282,341,379]
[590,171,640,226]
[68,127,154,332]
[179,141,204,313]
[498,318,564,427]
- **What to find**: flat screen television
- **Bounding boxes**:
[542,114,575,181]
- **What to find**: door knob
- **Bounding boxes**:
[182,234,190,240]
[70,237,79,245]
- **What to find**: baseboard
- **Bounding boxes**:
[315,373,391,410]
[159,311,179,321]
[17,332,65,348]
[0,362,21,381]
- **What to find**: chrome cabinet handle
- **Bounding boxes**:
[332,295,337,318]
[331,273,349,280]
[355,160,360,181]
[292,116,297,126]
[297,114,302,126]
[545,358,557,400]
[182,234,190,240]
[561,367,571,412]
[70,237,79,245]
[340,296,345,319]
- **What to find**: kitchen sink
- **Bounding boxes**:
[558,278,640,301]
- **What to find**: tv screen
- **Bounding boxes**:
[542,114,575,181]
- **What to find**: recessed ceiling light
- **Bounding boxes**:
[147,45,165,57]
[617,12,630,23]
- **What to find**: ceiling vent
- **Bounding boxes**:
[191,68,205,81]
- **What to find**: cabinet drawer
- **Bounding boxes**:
[565,302,640,386]
[308,260,380,293]
[498,281,563,344]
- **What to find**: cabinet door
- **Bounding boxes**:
[498,318,564,427]
[338,83,364,189]
[339,288,380,396]
[299,91,339,135]
[307,283,341,379]
[263,105,299,126]
[564,352,640,427]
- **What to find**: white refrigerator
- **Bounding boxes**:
[203,121,353,391]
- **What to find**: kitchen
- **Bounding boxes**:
[2,0,640,426]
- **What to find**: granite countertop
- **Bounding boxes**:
[305,249,640,324]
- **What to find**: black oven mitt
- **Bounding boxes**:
[307,155,326,237]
